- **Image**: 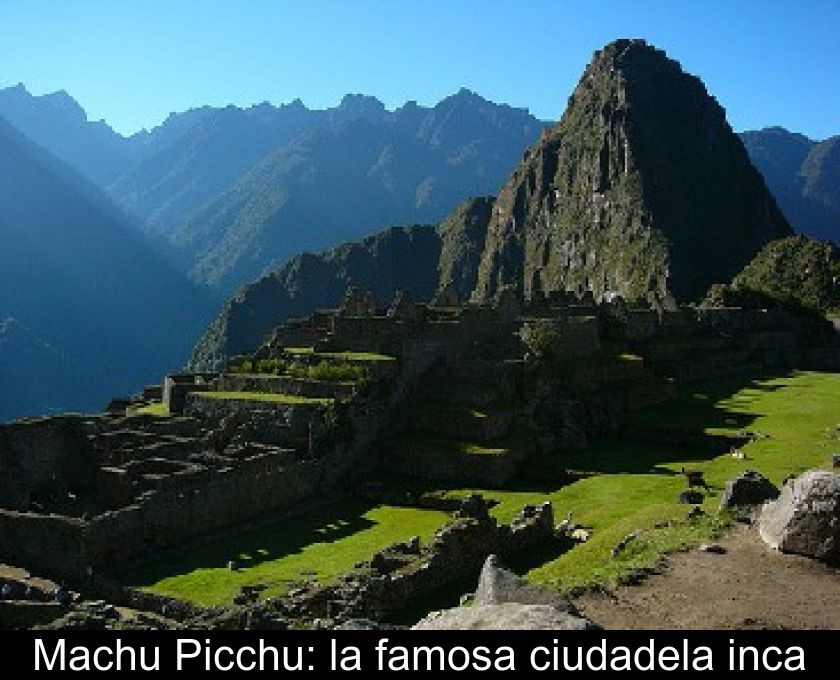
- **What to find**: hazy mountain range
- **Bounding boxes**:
[0,116,213,420]
[0,77,837,419]
[0,84,547,293]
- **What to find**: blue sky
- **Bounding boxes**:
[2,0,838,138]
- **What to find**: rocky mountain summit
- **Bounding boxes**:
[470,39,791,304]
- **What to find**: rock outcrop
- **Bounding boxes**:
[759,470,840,564]
[470,39,791,305]
[412,602,597,631]
[720,470,780,513]
[413,554,598,630]
[472,554,578,612]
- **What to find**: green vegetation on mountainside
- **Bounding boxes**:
[705,235,840,312]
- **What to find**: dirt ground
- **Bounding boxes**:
[573,524,840,630]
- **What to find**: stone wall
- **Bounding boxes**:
[183,393,323,437]
[274,499,556,624]
[0,416,95,510]
[163,374,217,414]
[380,441,527,488]
[0,510,86,578]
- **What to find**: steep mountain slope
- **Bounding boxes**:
[704,236,840,312]
[0,84,134,185]
[0,117,215,420]
[0,318,100,418]
[172,90,542,294]
[470,39,791,304]
[107,100,319,236]
[188,197,492,370]
[741,128,840,243]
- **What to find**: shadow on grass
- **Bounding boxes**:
[374,370,800,491]
[115,499,380,586]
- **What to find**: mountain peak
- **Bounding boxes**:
[471,39,791,304]
[338,93,386,114]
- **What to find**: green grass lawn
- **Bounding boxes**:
[118,370,840,606]
[118,500,449,606]
[133,401,169,417]
[419,370,840,593]
[193,391,332,405]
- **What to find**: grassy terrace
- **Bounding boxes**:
[193,392,332,405]
[118,501,448,606]
[133,401,170,417]
[118,370,840,607]
[284,347,396,362]
[439,370,840,593]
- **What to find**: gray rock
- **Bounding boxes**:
[413,603,599,630]
[759,469,840,564]
[678,488,704,505]
[720,470,779,511]
[473,555,577,613]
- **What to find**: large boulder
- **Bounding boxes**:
[720,470,779,512]
[473,555,577,613]
[413,603,598,631]
[413,554,600,630]
[759,470,840,564]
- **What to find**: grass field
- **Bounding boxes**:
[133,401,169,417]
[118,501,449,606]
[440,370,840,592]
[119,370,840,605]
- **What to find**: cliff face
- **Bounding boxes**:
[471,39,791,304]
[436,196,495,302]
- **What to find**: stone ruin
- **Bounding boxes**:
[1,282,839,629]
[430,281,459,308]
[205,495,558,628]
[386,290,420,321]
[338,286,377,317]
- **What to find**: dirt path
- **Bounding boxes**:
[573,524,840,630]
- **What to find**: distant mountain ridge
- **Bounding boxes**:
[173,93,542,292]
[0,85,547,295]
[0,116,215,420]
[187,196,492,370]
[740,127,840,243]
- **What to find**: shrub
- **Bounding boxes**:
[288,360,368,383]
